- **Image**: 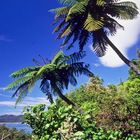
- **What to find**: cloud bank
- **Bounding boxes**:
[0,97,50,107]
[99,0,140,67]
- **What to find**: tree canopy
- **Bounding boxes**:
[6,51,93,106]
[50,0,140,75]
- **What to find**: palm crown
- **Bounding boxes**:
[6,51,93,106]
[51,0,140,75]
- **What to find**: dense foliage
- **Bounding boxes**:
[5,0,140,138]
[23,64,140,139]
[50,0,140,75]
[0,125,31,140]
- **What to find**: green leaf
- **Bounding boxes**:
[66,2,87,21]
[84,14,104,31]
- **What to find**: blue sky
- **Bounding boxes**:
[0,0,140,115]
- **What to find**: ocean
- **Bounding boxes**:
[0,123,32,134]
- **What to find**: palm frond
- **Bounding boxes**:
[97,0,105,6]
[53,19,66,33]
[49,7,69,17]
[106,2,138,20]
[67,28,80,49]
[11,66,40,78]
[51,51,65,64]
[66,2,87,21]
[79,30,89,51]
[37,64,56,77]
[68,74,77,86]
[104,15,124,35]
[60,32,73,47]
[14,82,30,105]
[5,76,32,90]
[67,62,92,77]
[84,14,104,31]
[57,23,71,39]
[58,0,77,6]
[92,30,107,57]
[60,25,72,38]
[66,51,86,64]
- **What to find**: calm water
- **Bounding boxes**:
[0,123,32,134]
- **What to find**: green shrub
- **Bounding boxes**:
[0,125,31,140]
[24,104,140,140]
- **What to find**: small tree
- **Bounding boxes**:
[6,51,93,106]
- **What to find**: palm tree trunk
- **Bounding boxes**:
[50,82,86,114]
[104,35,140,75]
[56,88,76,107]
[51,82,76,106]
[46,92,54,104]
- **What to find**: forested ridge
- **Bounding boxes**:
[0,115,23,123]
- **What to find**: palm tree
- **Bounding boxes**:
[50,0,140,75]
[6,51,93,106]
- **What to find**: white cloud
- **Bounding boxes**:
[0,93,11,98]
[98,0,140,67]
[0,97,50,115]
[0,101,16,107]
[93,63,100,67]
[0,97,50,107]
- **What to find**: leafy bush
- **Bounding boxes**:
[23,59,140,139]
[56,75,140,136]
[24,104,140,140]
[0,125,31,140]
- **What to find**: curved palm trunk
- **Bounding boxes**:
[51,82,76,106]
[104,35,140,75]
[56,88,76,107]
[46,92,54,104]
[50,82,85,113]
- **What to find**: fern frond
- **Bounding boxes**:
[14,83,30,105]
[92,30,107,57]
[37,64,56,76]
[49,7,69,16]
[51,51,65,64]
[11,66,40,78]
[79,30,89,51]
[57,23,71,39]
[67,62,92,77]
[53,20,66,33]
[60,26,71,38]
[106,2,138,20]
[66,51,86,64]
[5,76,32,90]
[97,0,105,6]
[60,32,73,47]
[84,14,104,31]
[66,2,87,21]
[58,0,77,6]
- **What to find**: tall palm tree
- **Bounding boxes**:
[6,51,93,106]
[50,0,140,75]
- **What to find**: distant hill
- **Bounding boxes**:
[0,115,23,123]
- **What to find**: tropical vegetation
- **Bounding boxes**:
[50,0,140,75]
[4,0,140,139]
[6,51,93,106]
[23,53,140,139]
[0,125,31,140]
